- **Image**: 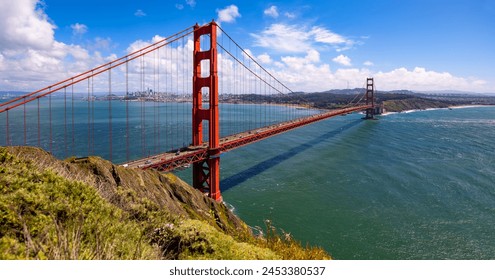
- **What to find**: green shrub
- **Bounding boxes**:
[0,147,331,260]
[0,148,159,259]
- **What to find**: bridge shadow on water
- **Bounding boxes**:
[220,118,364,192]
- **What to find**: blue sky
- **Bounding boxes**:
[1,0,494,92]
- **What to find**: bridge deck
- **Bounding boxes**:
[123,105,369,172]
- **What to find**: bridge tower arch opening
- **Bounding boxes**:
[192,21,221,201]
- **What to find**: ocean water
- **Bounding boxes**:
[2,100,494,259]
[0,99,316,163]
[214,106,495,259]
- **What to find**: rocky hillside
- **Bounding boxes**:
[0,146,330,260]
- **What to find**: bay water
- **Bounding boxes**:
[2,99,494,259]
[215,106,495,259]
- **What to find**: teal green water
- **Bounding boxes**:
[217,107,495,259]
[2,100,494,259]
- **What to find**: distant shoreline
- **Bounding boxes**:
[381,104,495,116]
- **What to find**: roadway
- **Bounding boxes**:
[123,105,369,172]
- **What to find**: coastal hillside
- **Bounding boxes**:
[0,146,330,260]
[381,97,454,112]
[219,91,495,113]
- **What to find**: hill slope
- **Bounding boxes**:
[0,146,330,260]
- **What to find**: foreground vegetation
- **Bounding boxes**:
[0,146,330,260]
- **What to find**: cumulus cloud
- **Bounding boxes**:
[0,0,55,50]
[71,23,88,35]
[281,50,321,70]
[264,6,279,18]
[272,62,489,92]
[257,53,273,64]
[374,67,488,91]
[217,5,241,24]
[0,0,112,90]
[252,24,352,54]
[134,9,146,17]
[332,54,351,66]
[241,48,490,92]
[252,24,312,53]
[91,37,113,52]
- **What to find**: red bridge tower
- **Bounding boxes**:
[365,77,376,119]
[192,21,221,201]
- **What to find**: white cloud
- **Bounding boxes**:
[374,67,488,92]
[91,37,113,51]
[252,24,312,53]
[0,0,55,50]
[332,54,351,66]
[186,0,196,7]
[363,61,374,66]
[264,6,279,18]
[243,46,491,92]
[242,48,255,59]
[0,0,111,90]
[310,27,347,44]
[71,23,88,35]
[217,5,241,24]
[257,53,272,64]
[134,9,146,17]
[284,12,296,19]
[252,24,352,54]
[0,1,492,95]
[281,50,321,70]
[175,4,184,10]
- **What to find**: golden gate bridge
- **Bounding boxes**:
[0,21,378,201]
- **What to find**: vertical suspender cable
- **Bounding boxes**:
[259,64,266,126]
[125,59,129,162]
[163,47,170,154]
[71,83,75,155]
[23,97,27,145]
[49,89,52,152]
[109,66,113,162]
[153,49,157,154]
[64,87,67,157]
[91,76,95,155]
[157,48,161,154]
[87,78,91,155]
[5,110,9,146]
[264,70,267,127]
[143,56,147,157]
[140,55,145,157]
[182,36,186,146]
[37,98,40,147]
[176,40,179,149]
[172,40,175,151]
[219,32,224,136]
